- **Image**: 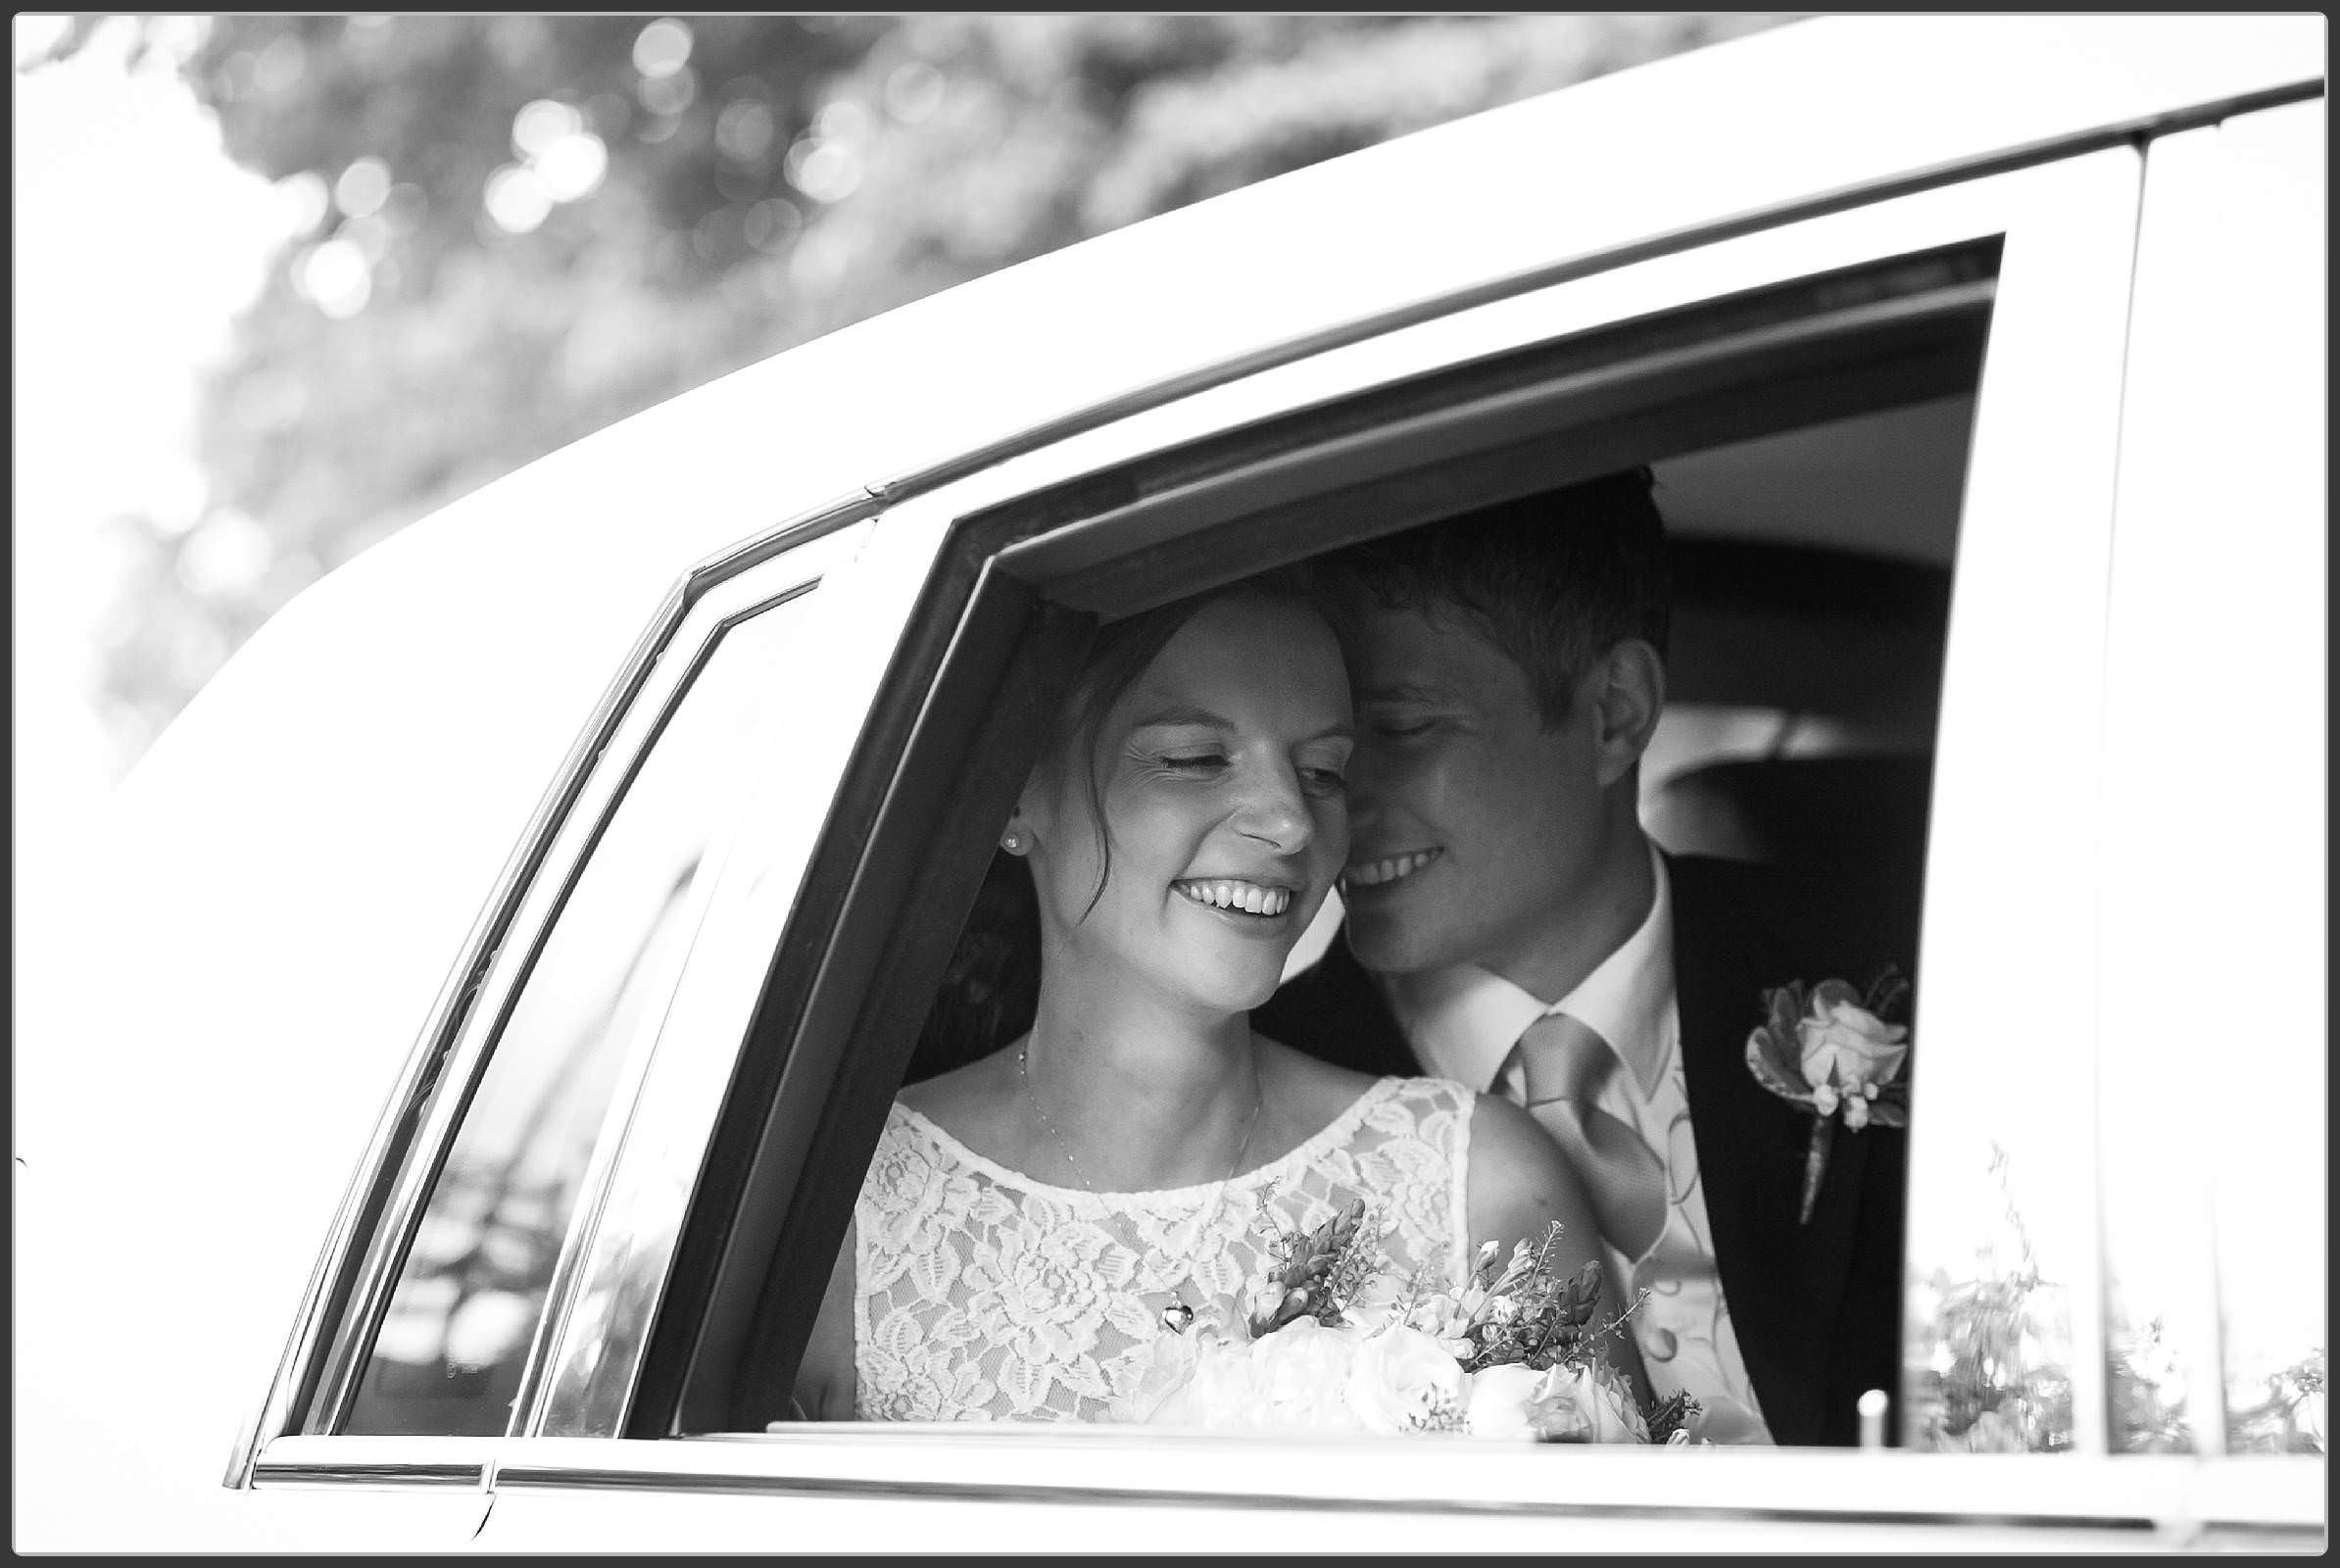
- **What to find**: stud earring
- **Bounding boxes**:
[1000,828,1027,855]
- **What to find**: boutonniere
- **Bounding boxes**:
[1744,965,1911,1224]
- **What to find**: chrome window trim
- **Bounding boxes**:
[249,1436,499,1492]
[229,514,872,1481]
[529,506,964,1437]
[508,571,837,1440]
[481,1434,2323,1544]
[251,1462,486,1492]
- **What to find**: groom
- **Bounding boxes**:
[1257,469,1919,1446]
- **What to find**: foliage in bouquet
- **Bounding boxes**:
[1134,1198,1701,1444]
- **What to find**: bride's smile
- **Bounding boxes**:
[1018,591,1354,1013]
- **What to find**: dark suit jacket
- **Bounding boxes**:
[1253,851,1919,1447]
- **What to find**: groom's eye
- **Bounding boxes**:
[1372,716,1437,741]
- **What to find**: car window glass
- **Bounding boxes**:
[343,582,820,1437]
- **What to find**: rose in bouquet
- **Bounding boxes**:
[1129,1198,1702,1444]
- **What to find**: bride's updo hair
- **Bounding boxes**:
[905,564,1329,1082]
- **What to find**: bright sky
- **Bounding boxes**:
[13,17,291,1010]
[13,16,289,767]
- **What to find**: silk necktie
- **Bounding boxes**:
[1505,1011,1670,1265]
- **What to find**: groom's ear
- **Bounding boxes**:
[1590,638,1666,788]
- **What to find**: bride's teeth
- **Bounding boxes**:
[1175,879,1291,915]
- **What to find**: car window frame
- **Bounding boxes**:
[566,148,2142,1488]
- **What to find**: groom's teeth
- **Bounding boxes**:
[1344,849,1441,887]
[1174,879,1291,915]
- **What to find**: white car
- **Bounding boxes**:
[20,15,2323,1552]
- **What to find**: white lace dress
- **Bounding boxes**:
[853,1075,1475,1423]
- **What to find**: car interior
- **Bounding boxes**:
[1640,391,1964,875]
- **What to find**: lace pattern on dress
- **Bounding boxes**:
[853,1075,1474,1423]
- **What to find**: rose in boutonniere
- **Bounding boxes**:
[1746,965,1912,1223]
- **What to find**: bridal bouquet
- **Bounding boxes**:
[1123,1198,1701,1444]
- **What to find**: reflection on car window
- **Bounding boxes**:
[344,583,820,1437]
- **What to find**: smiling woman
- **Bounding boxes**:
[789,573,1622,1423]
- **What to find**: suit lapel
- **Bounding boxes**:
[1669,855,1873,1446]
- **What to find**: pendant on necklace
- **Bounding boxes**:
[1159,1301,1195,1335]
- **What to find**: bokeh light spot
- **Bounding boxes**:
[636,66,697,119]
[252,33,305,95]
[883,60,946,124]
[631,17,693,80]
[295,238,372,318]
[743,196,804,253]
[814,98,871,146]
[785,138,861,205]
[691,204,740,263]
[535,132,609,204]
[511,97,582,161]
[175,508,273,599]
[273,170,330,238]
[337,213,392,262]
[332,155,390,220]
[715,98,776,165]
[483,165,553,234]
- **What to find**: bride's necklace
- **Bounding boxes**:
[1017,1037,1262,1194]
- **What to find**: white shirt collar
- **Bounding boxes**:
[1384,844,1676,1100]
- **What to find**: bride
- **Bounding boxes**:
[793,571,1630,1422]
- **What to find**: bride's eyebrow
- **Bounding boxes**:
[1128,705,1233,731]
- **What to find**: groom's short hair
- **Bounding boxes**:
[1324,466,1672,727]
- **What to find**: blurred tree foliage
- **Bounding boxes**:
[28,13,1793,764]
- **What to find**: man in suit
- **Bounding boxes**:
[1256,469,1918,1446]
